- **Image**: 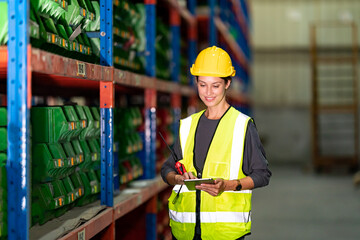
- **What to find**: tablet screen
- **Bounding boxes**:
[184,178,215,190]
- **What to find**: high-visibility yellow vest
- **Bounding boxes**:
[168,107,252,240]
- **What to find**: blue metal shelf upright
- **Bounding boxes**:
[144,1,157,240]
[100,0,114,207]
[7,0,30,239]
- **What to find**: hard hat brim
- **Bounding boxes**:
[190,66,236,77]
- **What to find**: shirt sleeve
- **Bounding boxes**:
[160,134,183,185]
[243,120,272,189]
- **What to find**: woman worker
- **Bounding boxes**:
[161,46,271,240]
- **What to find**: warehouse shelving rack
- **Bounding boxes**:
[1,0,251,239]
[310,21,359,172]
[206,0,252,114]
[2,0,196,239]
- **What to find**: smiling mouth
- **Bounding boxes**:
[205,97,215,101]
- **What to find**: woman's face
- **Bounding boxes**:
[197,76,230,108]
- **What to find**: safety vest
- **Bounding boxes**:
[168,107,252,240]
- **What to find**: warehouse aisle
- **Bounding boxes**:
[248,165,360,240]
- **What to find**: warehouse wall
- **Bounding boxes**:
[250,0,360,165]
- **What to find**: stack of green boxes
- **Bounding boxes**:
[0,1,100,63]
[0,3,8,46]
[156,18,171,80]
[113,1,146,74]
[0,108,7,239]
[114,107,143,184]
[30,0,100,62]
[31,105,101,225]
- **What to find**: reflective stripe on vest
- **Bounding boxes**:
[170,210,251,223]
[172,184,252,194]
[169,107,252,240]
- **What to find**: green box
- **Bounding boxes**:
[31,181,66,225]
[69,171,85,199]
[32,143,69,183]
[130,156,143,179]
[62,106,83,140]
[90,107,100,137]
[76,170,99,206]
[119,162,127,185]
[0,2,8,46]
[87,139,100,169]
[0,108,6,127]
[0,218,7,239]
[52,179,70,218]
[31,107,76,143]
[78,140,93,170]
[0,128,6,152]
[62,176,79,205]
[71,140,84,165]
[61,142,78,169]
[74,105,97,140]
[0,155,7,219]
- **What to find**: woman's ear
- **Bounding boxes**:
[225,80,231,90]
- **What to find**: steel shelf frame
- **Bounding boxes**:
[188,0,197,87]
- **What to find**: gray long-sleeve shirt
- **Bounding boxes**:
[161,113,271,188]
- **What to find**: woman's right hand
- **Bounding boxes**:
[174,171,197,185]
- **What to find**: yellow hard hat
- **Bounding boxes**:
[190,46,236,77]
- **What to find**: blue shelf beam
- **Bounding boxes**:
[7,0,31,239]
[171,93,181,139]
[170,6,180,83]
[144,3,157,238]
[100,0,113,67]
[141,89,157,180]
[208,0,217,46]
[187,0,197,86]
[145,0,156,77]
[100,106,114,207]
[100,0,114,207]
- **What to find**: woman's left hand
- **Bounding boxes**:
[195,178,226,196]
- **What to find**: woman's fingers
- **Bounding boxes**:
[175,174,185,184]
[183,172,197,180]
[188,171,197,179]
[196,179,225,196]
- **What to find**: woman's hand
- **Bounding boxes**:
[169,171,197,185]
[195,178,227,196]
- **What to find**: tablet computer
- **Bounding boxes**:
[184,178,215,190]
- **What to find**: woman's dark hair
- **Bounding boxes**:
[195,76,232,85]
[221,76,232,85]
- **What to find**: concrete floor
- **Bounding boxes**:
[248,165,360,240]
